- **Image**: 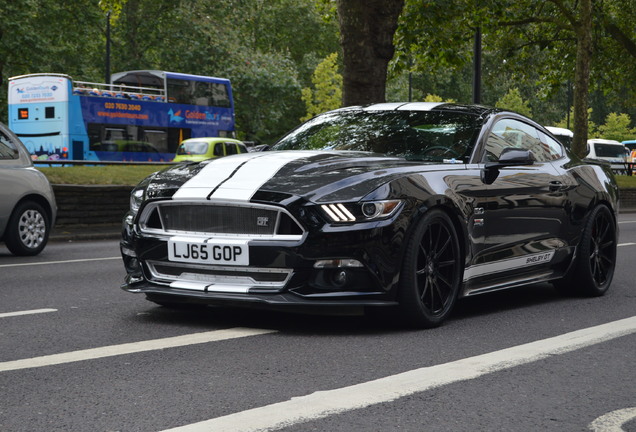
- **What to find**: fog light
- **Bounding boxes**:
[332,270,348,287]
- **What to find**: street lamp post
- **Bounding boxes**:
[105,11,111,85]
[473,27,481,104]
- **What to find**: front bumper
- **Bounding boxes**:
[120,205,406,308]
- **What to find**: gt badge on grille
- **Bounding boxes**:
[257,216,270,227]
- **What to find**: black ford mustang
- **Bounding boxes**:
[120,103,619,327]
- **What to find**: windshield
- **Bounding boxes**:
[177,140,209,155]
[272,109,482,162]
[594,144,627,158]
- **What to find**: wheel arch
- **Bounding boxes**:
[402,196,469,273]
[12,194,55,226]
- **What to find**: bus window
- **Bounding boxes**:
[142,129,168,153]
[193,81,231,107]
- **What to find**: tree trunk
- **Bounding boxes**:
[337,0,404,107]
[571,0,593,158]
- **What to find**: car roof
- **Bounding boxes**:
[545,126,573,136]
[181,137,242,144]
[335,102,500,117]
[587,138,623,145]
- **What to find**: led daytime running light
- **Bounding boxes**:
[321,204,356,222]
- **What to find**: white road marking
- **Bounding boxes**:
[161,316,636,432]
[0,308,57,319]
[0,257,120,268]
[618,242,635,247]
[0,328,276,373]
[589,407,636,432]
[617,220,636,224]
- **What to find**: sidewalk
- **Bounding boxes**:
[50,223,121,242]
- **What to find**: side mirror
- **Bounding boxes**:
[481,148,536,185]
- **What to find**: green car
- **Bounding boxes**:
[173,138,248,162]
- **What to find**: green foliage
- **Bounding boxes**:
[3,0,636,147]
[495,88,532,117]
[227,50,303,143]
[596,113,636,142]
[0,0,338,144]
[301,53,343,121]
[554,107,597,137]
[423,94,456,103]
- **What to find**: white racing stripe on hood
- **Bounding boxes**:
[172,153,263,200]
[172,151,319,201]
[211,151,319,201]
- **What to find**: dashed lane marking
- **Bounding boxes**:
[0,308,57,319]
[0,327,276,372]
[0,257,120,268]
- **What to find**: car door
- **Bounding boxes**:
[464,117,567,294]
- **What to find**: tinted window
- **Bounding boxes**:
[225,143,238,155]
[485,119,560,162]
[594,144,628,158]
[214,143,224,156]
[538,132,564,159]
[272,110,481,162]
[0,130,19,160]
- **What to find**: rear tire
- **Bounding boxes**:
[5,201,50,256]
[398,209,462,328]
[555,204,616,296]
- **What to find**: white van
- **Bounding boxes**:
[545,126,573,149]
[586,139,629,174]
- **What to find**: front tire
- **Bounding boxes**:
[556,204,617,296]
[5,201,50,256]
[398,209,462,328]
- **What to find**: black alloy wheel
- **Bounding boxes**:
[556,204,617,296]
[398,209,462,328]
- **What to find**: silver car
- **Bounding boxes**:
[0,122,56,255]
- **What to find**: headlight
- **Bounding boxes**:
[130,188,146,214]
[320,199,402,223]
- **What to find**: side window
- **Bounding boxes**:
[538,132,564,160]
[0,130,19,160]
[225,143,237,155]
[237,144,247,154]
[485,119,549,162]
[213,143,224,156]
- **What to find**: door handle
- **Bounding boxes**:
[549,181,564,192]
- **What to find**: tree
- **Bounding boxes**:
[597,113,636,142]
[300,53,342,121]
[336,0,404,106]
[495,88,532,117]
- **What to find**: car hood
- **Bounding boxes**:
[144,151,464,204]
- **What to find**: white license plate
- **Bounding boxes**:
[168,237,249,266]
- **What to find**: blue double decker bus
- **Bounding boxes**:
[7,71,235,162]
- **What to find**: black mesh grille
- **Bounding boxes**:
[159,204,280,235]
